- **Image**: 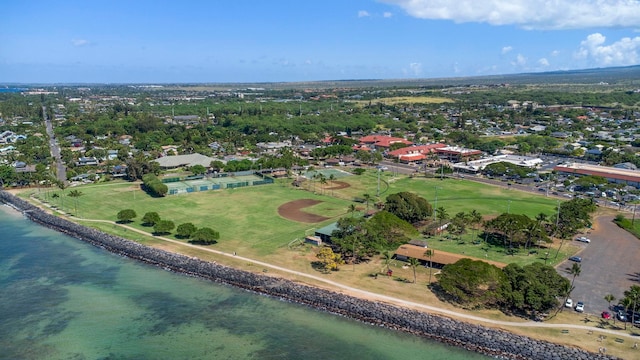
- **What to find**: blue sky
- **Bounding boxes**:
[2,0,640,83]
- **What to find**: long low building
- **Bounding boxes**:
[153,153,218,169]
[394,243,507,269]
[452,154,543,173]
[554,162,640,188]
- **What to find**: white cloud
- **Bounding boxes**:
[511,54,527,67]
[501,46,513,54]
[538,58,550,66]
[382,0,640,30]
[405,62,422,76]
[576,33,640,66]
[383,12,393,18]
[358,10,370,18]
[551,50,560,57]
[71,39,91,47]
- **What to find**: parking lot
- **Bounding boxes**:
[558,213,640,317]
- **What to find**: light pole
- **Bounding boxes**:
[433,186,441,221]
[554,200,563,260]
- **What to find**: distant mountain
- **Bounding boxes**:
[2,65,639,90]
[319,65,640,88]
[210,65,640,90]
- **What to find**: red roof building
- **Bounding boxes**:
[358,135,412,149]
[388,144,447,163]
[435,146,483,162]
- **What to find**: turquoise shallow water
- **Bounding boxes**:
[0,205,490,360]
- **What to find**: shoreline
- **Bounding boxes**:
[0,190,618,360]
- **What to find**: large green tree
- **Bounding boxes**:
[191,227,220,244]
[141,211,161,226]
[437,259,507,308]
[501,262,570,318]
[154,220,175,235]
[176,222,197,239]
[331,211,418,260]
[385,191,432,224]
[116,209,137,223]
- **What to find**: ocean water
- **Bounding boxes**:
[0,205,489,360]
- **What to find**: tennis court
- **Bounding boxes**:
[166,174,273,195]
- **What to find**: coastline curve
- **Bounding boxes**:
[0,190,618,360]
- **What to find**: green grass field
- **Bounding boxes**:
[31,172,567,265]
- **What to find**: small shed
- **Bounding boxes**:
[314,222,339,243]
[304,236,322,246]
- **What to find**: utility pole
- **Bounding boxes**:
[433,186,441,221]
[554,200,563,260]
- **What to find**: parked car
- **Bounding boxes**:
[617,310,628,322]
[575,302,585,313]
[565,299,573,308]
[568,256,582,262]
[628,312,640,325]
[601,311,611,320]
[575,236,591,243]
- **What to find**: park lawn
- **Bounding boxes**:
[31,173,569,266]
[389,176,560,218]
[334,174,560,217]
[425,233,579,267]
[34,182,352,257]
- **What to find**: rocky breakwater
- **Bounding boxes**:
[0,190,618,360]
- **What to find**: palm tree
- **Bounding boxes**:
[312,172,319,193]
[505,217,518,254]
[522,223,539,254]
[381,250,393,273]
[348,204,357,217]
[569,262,582,291]
[536,213,547,248]
[621,297,633,330]
[408,257,420,284]
[424,249,434,284]
[555,263,581,316]
[67,189,83,216]
[56,180,67,211]
[363,193,372,211]
[318,174,327,195]
[604,294,616,310]
[306,166,315,191]
[554,234,568,260]
[604,294,616,323]
[329,173,336,195]
[555,281,573,316]
[625,285,640,328]
[469,209,482,241]
[435,206,449,226]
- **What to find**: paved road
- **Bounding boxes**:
[559,214,640,316]
[43,105,66,183]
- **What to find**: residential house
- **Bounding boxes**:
[76,157,99,166]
